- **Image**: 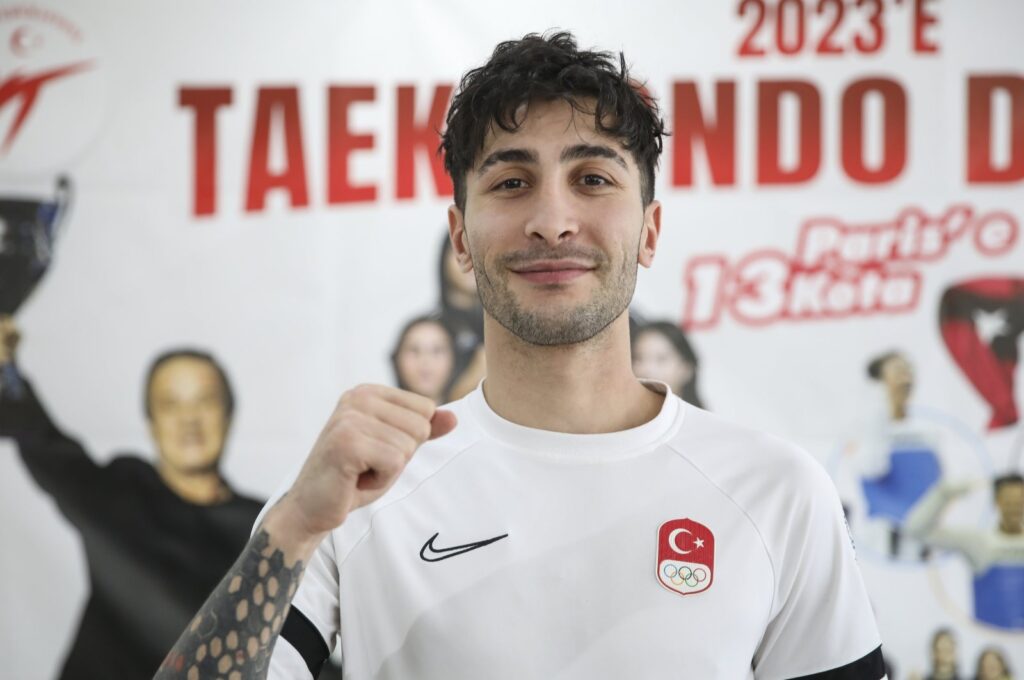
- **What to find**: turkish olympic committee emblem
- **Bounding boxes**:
[656,518,714,596]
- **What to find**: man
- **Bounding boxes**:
[905,474,1024,630]
[0,316,263,678]
[157,32,885,679]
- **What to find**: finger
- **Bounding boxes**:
[368,384,437,419]
[349,414,419,460]
[368,399,434,443]
[352,438,413,492]
[429,409,458,440]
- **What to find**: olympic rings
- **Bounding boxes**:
[660,562,709,588]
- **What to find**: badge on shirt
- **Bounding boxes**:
[656,518,715,596]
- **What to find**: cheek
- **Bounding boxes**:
[151,416,175,439]
[397,352,416,374]
[433,349,453,371]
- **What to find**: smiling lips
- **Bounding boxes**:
[511,260,595,284]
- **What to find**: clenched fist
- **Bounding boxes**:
[268,384,457,554]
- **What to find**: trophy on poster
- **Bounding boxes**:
[0,176,72,399]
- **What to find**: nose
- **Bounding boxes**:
[523,181,579,245]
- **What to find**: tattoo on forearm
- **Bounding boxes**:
[154,529,305,679]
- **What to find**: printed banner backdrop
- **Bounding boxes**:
[1,1,1022,677]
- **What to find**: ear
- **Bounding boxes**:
[447,204,474,272]
[637,200,662,268]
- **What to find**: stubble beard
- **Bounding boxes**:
[470,239,639,347]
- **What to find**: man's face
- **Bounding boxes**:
[932,633,956,667]
[148,357,229,475]
[995,482,1024,533]
[448,99,660,346]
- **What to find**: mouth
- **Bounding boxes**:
[510,260,595,284]
[181,433,205,447]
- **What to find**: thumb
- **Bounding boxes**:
[428,409,457,440]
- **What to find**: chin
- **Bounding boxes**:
[170,454,221,474]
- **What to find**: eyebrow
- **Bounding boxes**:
[560,144,628,170]
[476,148,538,176]
[475,143,629,176]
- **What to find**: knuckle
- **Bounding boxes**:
[342,383,372,405]
[338,390,354,409]
[331,410,354,432]
[376,457,403,479]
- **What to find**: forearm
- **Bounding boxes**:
[0,376,100,501]
[903,483,954,539]
[154,499,328,679]
[0,374,58,438]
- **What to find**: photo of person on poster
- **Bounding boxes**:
[853,350,943,560]
[911,627,962,680]
[630,320,706,409]
[0,316,263,679]
[905,474,1024,630]
[390,315,456,404]
[973,647,1014,680]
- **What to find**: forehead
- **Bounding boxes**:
[635,330,673,350]
[405,321,447,341]
[883,355,910,371]
[151,357,220,387]
[475,99,632,165]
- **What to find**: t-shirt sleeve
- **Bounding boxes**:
[752,456,885,680]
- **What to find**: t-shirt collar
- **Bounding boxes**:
[466,379,684,461]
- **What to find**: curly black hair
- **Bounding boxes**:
[440,31,667,211]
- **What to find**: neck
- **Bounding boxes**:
[889,399,907,421]
[481,312,663,434]
[157,460,230,505]
[999,519,1022,535]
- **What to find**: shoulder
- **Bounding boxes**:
[226,490,267,514]
[669,405,829,490]
[106,453,155,478]
[666,405,840,542]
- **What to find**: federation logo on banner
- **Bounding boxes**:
[0,5,106,177]
[656,518,714,596]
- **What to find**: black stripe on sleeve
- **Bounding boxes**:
[280,606,330,678]
[786,645,886,680]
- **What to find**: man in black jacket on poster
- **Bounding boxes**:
[0,315,264,679]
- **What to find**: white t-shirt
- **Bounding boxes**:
[265,383,884,679]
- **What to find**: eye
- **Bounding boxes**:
[580,174,610,187]
[494,177,527,191]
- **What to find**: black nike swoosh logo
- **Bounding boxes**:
[419,532,509,562]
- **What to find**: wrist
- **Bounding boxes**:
[258,496,331,566]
